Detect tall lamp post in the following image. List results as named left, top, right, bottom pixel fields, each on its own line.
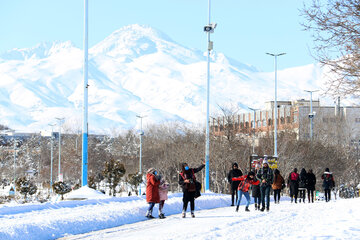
left=55, top=117, right=65, bottom=181
left=304, top=90, right=319, bottom=140
left=203, top=0, right=216, bottom=192
left=136, top=115, right=146, bottom=195
left=82, top=0, right=89, bottom=187
left=248, top=107, right=259, bottom=154
left=48, top=123, right=56, bottom=192
left=266, top=52, right=286, bottom=157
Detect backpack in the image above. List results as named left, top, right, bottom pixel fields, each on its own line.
left=291, top=172, right=299, bottom=181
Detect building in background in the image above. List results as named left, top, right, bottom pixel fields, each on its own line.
left=212, top=99, right=360, bottom=146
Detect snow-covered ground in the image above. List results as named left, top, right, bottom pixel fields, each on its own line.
left=0, top=189, right=359, bottom=240
left=62, top=198, right=360, bottom=240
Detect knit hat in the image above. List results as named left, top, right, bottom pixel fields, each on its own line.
left=233, top=163, right=238, bottom=168
left=147, top=168, right=156, bottom=174
left=248, top=171, right=255, bottom=177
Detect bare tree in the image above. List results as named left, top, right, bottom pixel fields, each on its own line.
left=302, top=0, right=360, bottom=96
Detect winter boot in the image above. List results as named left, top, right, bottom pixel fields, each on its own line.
left=159, top=213, right=166, bottom=219
left=182, top=211, right=186, bottom=218
left=235, top=206, right=239, bottom=212
left=245, top=206, right=250, bottom=212
left=146, top=210, right=154, bottom=219
left=191, top=212, right=195, bottom=218
left=260, top=206, right=265, bottom=212
left=255, top=204, right=258, bottom=210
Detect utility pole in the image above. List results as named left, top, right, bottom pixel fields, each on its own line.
left=49, top=123, right=56, bottom=192
left=266, top=52, right=286, bottom=157
left=136, top=115, right=146, bottom=195
left=248, top=107, right=259, bottom=154
left=304, top=90, right=319, bottom=140
left=55, top=117, right=65, bottom=181
left=203, top=0, right=217, bottom=192
left=82, top=0, right=89, bottom=187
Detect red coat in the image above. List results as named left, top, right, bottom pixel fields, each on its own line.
left=146, top=173, right=160, bottom=203
left=232, top=175, right=260, bottom=192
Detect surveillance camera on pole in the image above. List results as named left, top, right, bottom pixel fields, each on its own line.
left=204, top=23, right=217, bottom=33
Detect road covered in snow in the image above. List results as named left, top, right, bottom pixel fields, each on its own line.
left=62, top=198, right=360, bottom=240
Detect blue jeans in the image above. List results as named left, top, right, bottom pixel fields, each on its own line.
left=237, top=190, right=251, bottom=207
left=147, top=202, right=155, bottom=213
left=260, top=185, right=271, bottom=209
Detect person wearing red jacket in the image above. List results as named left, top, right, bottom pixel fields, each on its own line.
left=145, top=168, right=161, bottom=219
left=232, top=171, right=260, bottom=212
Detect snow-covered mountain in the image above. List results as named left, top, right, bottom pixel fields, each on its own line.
left=0, top=24, right=338, bottom=133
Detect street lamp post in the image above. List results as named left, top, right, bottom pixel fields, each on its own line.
left=48, top=124, right=56, bottom=192
left=136, top=115, right=146, bottom=195
left=82, top=0, right=89, bottom=187
left=55, top=117, right=65, bottom=181
left=304, top=90, right=319, bottom=140
left=248, top=107, right=259, bottom=154
left=266, top=52, right=286, bottom=157
left=203, top=0, right=216, bottom=192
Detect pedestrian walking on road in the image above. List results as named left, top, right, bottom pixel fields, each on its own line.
left=158, top=178, right=169, bottom=219
left=232, top=171, right=260, bottom=212
left=227, top=163, right=243, bottom=206
left=306, top=169, right=316, bottom=203
left=145, top=168, right=161, bottom=219
left=272, top=169, right=285, bottom=204
left=257, top=159, right=274, bottom=212
left=288, top=168, right=299, bottom=203
left=179, top=161, right=205, bottom=218
left=322, top=168, right=335, bottom=202
left=252, top=164, right=261, bottom=210
left=298, top=168, right=307, bottom=203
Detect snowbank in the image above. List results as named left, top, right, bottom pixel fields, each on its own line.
left=64, top=186, right=111, bottom=200
left=0, top=193, right=230, bottom=240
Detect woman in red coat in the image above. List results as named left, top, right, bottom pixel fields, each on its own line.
left=146, top=168, right=160, bottom=218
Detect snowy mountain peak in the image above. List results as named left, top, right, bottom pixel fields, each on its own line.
left=0, top=41, right=78, bottom=61
left=90, top=24, right=175, bottom=58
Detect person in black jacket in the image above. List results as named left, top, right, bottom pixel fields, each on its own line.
left=287, top=168, right=299, bottom=203
left=306, top=169, right=316, bottom=203
left=321, top=167, right=335, bottom=202
left=256, top=159, right=274, bottom=211
left=298, top=168, right=307, bottom=203
left=227, top=163, right=243, bottom=206
left=252, top=164, right=261, bottom=210
left=179, top=161, right=205, bottom=218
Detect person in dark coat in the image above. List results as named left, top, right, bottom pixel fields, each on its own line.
left=256, top=159, right=274, bottom=211
left=227, top=163, right=243, bottom=206
left=306, top=169, right=316, bottom=203
left=288, top=168, right=299, bottom=203
left=179, top=161, right=205, bottom=218
left=272, top=169, right=285, bottom=204
left=321, top=168, right=335, bottom=202
left=145, top=168, right=161, bottom=218
left=298, top=168, right=307, bottom=203
left=252, top=164, right=261, bottom=210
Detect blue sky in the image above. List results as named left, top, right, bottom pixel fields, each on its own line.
left=0, top=0, right=317, bottom=72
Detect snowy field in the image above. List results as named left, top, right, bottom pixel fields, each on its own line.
left=0, top=189, right=359, bottom=240
left=61, top=197, right=360, bottom=240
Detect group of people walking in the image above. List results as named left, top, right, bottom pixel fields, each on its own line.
left=145, top=159, right=335, bottom=219
left=288, top=167, right=335, bottom=203
left=228, top=160, right=336, bottom=212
